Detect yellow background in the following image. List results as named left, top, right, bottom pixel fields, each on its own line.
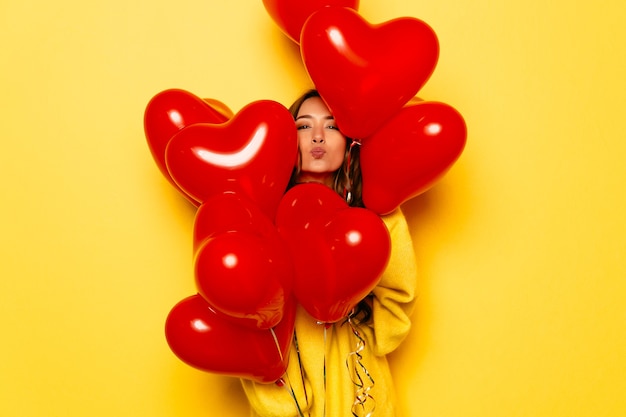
left=1, top=0, right=625, bottom=416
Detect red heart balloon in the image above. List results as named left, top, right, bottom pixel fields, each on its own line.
left=195, top=232, right=290, bottom=329
left=300, top=7, right=439, bottom=140
left=262, top=0, right=359, bottom=44
left=165, top=294, right=296, bottom=384
left=193, top=192, right=285, bottom=251
left=193, top=193, right=293, bottom=329
left=361, top=101, right=467, bottom=214
left=276, top=183, right=390, bottom=323
left=144, top=89, right=232, bottom=205
left=273, top=183, right=346, bottom=232
left=165, top=100, right=297, bottom=219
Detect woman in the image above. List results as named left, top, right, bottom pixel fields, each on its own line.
left=286, top=89, right=363, bottom=208
left=241, top=90, right=418, bottom=417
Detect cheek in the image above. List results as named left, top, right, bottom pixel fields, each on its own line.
left=329, top=145, right=346, bottom=170
left=297, top=131, right=309, bottom=148
left=330, top=139, right=347, bottom=160
left=296, top=136, right=307, bottom=166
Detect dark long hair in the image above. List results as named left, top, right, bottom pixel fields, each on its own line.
left=287, top=89, right=373, bottom=323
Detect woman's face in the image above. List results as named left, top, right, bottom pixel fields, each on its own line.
left=295, top=96, right=347, bottom=186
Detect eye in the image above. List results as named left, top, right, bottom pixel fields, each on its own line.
left=297, top=124, right=310, bottom=130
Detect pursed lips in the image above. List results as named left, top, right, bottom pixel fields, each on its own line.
left=311, top=147, right=326, bottom=159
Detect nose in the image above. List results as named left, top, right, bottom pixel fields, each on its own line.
left=312, top=127, right=325, bottom=143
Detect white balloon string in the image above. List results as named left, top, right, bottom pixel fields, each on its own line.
left=273, top=327, right=305, bottom=417
left=269, top=327, right=283, bottom=362
left=346, top=315, right=376, bottom=417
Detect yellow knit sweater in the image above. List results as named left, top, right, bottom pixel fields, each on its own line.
left=241, top=208, right=418, bottom=417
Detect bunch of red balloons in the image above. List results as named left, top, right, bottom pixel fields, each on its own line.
left=144, top=0, right=467, bottom=384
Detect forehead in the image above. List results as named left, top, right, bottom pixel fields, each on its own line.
left=297, top=96, right=332, bottom=117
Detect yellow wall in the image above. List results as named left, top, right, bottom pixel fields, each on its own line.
left=1, top=0, right=624, bottom=416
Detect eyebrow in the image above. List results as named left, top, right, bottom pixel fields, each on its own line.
left=295, top=114, right=335, bottom=120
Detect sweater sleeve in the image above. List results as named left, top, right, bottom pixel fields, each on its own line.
left=368, top=208, right=418, bottom=356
